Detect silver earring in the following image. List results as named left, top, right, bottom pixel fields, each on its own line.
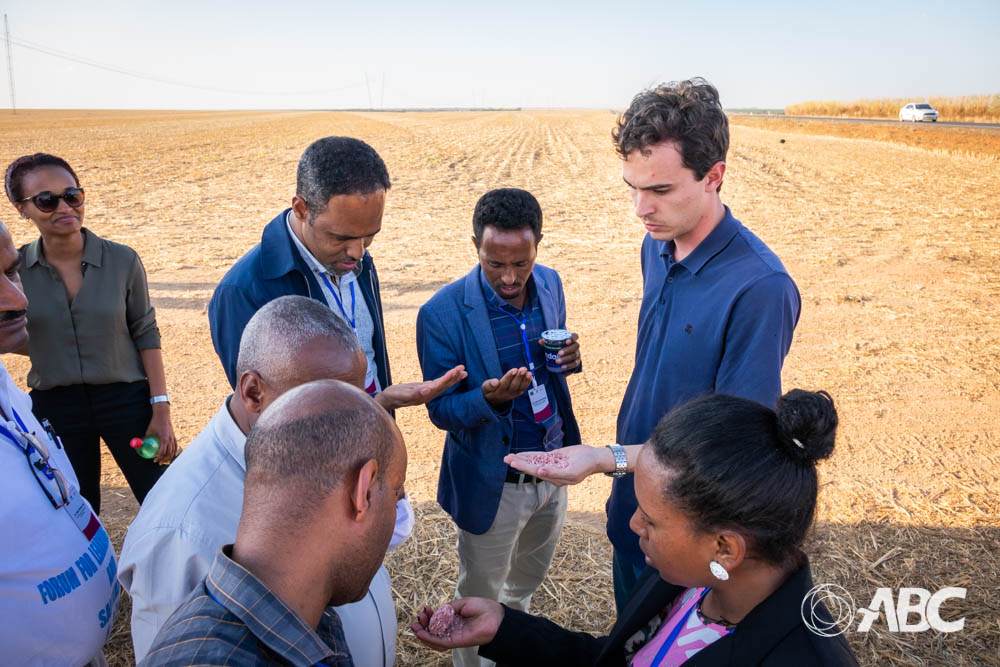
left=709, top=560, right=729, bottom=581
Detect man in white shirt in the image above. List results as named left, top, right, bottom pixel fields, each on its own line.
left=0, top=221, right=118, bottom=666
left=119, top=296, right=412, bottom=665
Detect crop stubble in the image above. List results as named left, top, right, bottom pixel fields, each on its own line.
left=0, top=109, right=997, bottom=665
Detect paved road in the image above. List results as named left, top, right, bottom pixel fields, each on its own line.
left=730, top=114, right=1000, bottom=131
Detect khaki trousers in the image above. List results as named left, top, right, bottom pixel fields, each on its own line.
left=453, top=479, right=568, bottom=667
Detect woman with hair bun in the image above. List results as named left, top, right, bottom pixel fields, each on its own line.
left=413, top=389, right=858, bottom=666
left=5, top=153, right=177, bottom=514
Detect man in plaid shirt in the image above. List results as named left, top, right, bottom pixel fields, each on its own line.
left=143, top=379, right=407, bottom=666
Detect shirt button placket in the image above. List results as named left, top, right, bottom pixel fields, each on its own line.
left=660, top=271, right=675, bottom=305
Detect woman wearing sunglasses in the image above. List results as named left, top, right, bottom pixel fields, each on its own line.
left=5, top=153, right=177, bottom=514
left=413, top=389, right=858, bottom=666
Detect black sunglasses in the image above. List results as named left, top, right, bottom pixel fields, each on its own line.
left=17, top=187, right=86, bottom=213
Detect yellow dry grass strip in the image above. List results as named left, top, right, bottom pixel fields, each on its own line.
left=786, top=95, right=1000, bottom=123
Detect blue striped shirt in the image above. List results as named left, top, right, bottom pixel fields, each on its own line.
left=479, top=272, right=564, bottom=457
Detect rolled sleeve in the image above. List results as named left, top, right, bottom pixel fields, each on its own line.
left=125, top=253, right=161, bottom=350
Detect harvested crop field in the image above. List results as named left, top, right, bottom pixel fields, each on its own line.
left=1, top=109, right=998, bottom=665
left=731, top=114, right=1000, bottom=159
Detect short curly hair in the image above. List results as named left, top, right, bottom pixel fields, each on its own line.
left=296, top=137, right=390, bottom=221
left=613, top=78, right=729, bottom=191
left=472, top=188, right=543, bottom=242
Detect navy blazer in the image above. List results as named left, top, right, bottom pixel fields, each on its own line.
left=480, top=561, right=858, bottom=666
left=416, top=264, right=581, bottom=534
left=208, top=210, right=391, bottom=390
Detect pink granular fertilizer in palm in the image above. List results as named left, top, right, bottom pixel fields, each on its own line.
left=521, top=451, right=570, bottom=469
left=428, top=603, right=465, bottom=638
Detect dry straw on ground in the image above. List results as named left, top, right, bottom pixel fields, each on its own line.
left=1, top=109, right=997, bottom=665
left=104, top=505, right=1000, bottom=666
left=786, top=95, right=1000, bottom=123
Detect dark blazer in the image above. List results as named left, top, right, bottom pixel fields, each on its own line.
left=208, top=209, right=391, bottom=390
left=480, top=562, right=858, bottom=666
left=416, top=264, right=581, bottom=534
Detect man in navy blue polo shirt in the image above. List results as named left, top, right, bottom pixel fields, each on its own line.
left=604, top=79, right=801, bottom=610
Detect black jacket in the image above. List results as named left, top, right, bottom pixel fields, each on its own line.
left=480, top=562, right=857, bottom=666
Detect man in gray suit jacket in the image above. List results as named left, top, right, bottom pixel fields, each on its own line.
left=416, top=189, right=583, bottom=667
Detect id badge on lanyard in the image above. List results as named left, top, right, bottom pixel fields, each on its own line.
left=64, top=488, right=102, bottom=540
left=527, top=384, right=552, bottom=422
left=0, top=412, right=102, bottom=541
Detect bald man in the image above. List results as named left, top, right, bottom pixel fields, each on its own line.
left=120, top=296, right=408, bottom=664
left=144, top=379, right=407, bottom=665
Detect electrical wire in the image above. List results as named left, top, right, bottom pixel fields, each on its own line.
left=4, top=33, right=365, bottom=97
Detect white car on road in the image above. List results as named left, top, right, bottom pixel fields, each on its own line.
left=899, top=103, right=939, bottom=122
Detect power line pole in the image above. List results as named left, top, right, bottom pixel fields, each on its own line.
left=365, top=73, right=371, bottom=110
left=4, top=15, right=15, bottom=115
left=379, top=73, right=384, bottom=110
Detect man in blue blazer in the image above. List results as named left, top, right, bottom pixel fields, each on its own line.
left=209, top=136, right=465, bottom=412
left=416, top=189, right=582, bottom=667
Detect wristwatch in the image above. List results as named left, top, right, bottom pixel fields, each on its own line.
left=149, top=394, right=170, bottom=405
left=604, top=443, right=628, bottom=478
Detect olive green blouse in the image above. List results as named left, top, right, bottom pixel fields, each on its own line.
left=18, top=228, right=161, bottom=390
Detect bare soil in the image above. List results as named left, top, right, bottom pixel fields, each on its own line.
left=1, top=109, right=997, bottom=665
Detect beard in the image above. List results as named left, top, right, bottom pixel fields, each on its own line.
left=324, top=257, right=362, bottom=277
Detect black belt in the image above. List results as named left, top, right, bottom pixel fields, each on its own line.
left=505, top=469, right=541, bottom=484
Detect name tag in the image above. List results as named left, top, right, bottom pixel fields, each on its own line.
left=64, top=484, right=99, bottom=540
left=528, top=385, right=553, bottom=422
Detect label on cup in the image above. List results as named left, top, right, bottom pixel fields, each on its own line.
left=541, top=329, right=572, bottom=373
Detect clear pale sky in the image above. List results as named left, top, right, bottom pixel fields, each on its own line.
left=3, top=0, right=998, bottom=110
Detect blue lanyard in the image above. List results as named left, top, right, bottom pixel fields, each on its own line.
left=10, top=407, right=27, bottom=431
left=0, top=410, right=57, bottom=483
left=319, top=272, right=356, bottom=330
left=651, top=588, right=721, bottom=667
left=0, top=422, right=26, bottom=453
left=498, top=305, right=539, bottom=389
left=0, top=407, right=33, bottom=451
